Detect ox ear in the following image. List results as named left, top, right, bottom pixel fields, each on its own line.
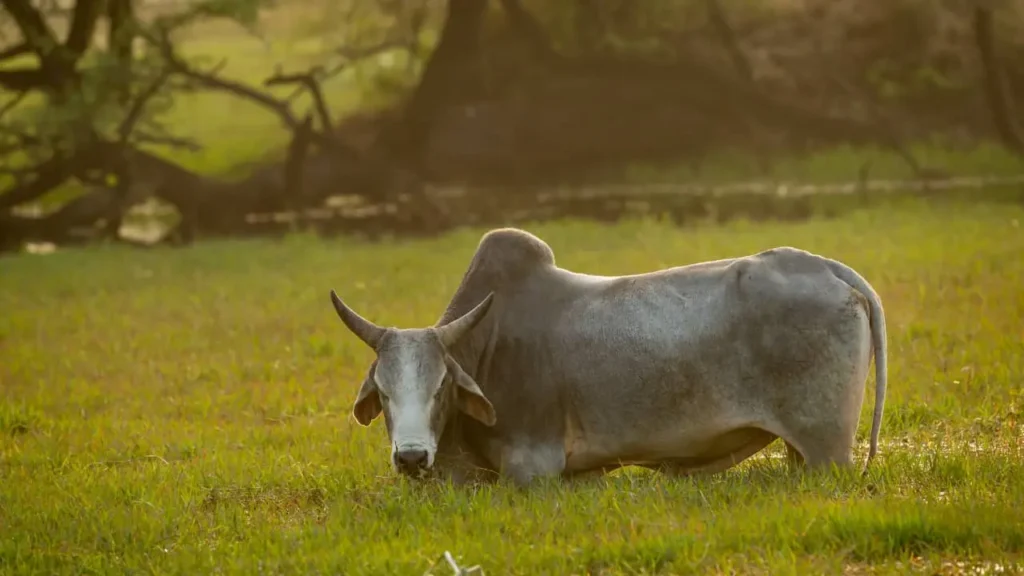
left=352, top=363, right=382, bottom=426
left=446, top=356, right=496, bottom=426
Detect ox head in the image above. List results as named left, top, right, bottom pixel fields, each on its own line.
left=329, top=290, right=497, bottom=478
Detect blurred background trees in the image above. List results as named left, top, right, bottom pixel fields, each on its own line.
left=2, top=0, right=1023, bottom=250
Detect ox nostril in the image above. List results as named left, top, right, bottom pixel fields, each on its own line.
left=395, top=449, right=429, bottom=471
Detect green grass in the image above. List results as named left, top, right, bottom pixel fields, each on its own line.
left=2, top=196, right=1023, bottom=574
left=617, top=140, right=1024, bottom=186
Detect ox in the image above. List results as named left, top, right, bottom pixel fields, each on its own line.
left=329, top=228, right=887, bottom=485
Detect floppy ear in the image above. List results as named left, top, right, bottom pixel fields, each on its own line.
left=352, top=363, right=382, bottom=426
left=446, top=356, right=496, bottom=426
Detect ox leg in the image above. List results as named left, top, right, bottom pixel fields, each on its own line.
left=438, top=463, right=501, bottom=487
left=784, top=441, right=804, bottom=470
left=500, top=442, right=566, bottom=486
left=774, top=358, right=866, bottom=473
left=432, top=436, right=502, bottom=486
left=784, top=317, right=871, bottom=473
left=779, top=422, right=856, bottom=472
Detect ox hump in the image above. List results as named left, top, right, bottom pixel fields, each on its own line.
left=471, top=228, right=556, bottom=280
left=437, top=229, right=557, bottom=327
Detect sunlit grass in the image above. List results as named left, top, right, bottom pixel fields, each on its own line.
left=1, top=196, right=1023, bottom=574
left=619, top=141, right=1024, bottom=185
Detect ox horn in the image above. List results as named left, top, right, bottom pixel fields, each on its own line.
left=436, top=292, right=495, bottom=347
left=330, top=290, right=385, bottom=350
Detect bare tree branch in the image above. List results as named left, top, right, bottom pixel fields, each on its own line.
left=0, top=122, right=41, bottom=157
left=283, top=113, right=314, bottom=199
left=705, top=0, right=753, bottom=83
left=308, top=39, right=414, bottom=105
left=107, top=0, right=136, bottom=105
left=64, top=0, right=103, bottom=57
left=0, top=42, right=32, bottom=62
left=264, top=70, right=333, bottom=132
left=0, top=154, right=80, bottom=210
left=117, top=68, right=172, bottom=141
left=0, top=67, right=50, bottom=91
left=1, top=0, right=86, bottom=97
left=2, top=0, right=59, bottom=60
left=132, top=132, right=203, bottom=151
left=142, top=29, right=362, bottom=157
left=148, top=28, right=302, bottom=130
left=819, top=68, right=931, bottom=176
left=0, top=91, right=29, bottom=119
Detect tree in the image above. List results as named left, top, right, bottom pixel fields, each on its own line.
left=2, top=0, right=1019, bottom=252
left=0, top=0, right=430, bottom=247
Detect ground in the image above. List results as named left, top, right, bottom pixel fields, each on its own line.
left=1, top=196, right=1022, bottom=574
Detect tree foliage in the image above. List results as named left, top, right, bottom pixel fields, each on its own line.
left=1, top=0, right=1023, bottom=251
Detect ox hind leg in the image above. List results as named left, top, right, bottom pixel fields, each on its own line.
left=773, top=376, right=864, bottom=474
left=779, top=295, right=873, bottom=474
left=778, top=424, right=856, bottom=474
left=784, top=441, right=804, bottom=469
left=779, top=378, right=869, bottom=474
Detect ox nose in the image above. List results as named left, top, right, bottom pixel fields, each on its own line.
left=395, top=449, right=429, bottom=474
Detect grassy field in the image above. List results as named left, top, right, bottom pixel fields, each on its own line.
left=2, top=196, right=1023, bottom=574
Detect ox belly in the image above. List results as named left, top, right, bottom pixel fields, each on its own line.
left=562, top=401, right=776, bottom=475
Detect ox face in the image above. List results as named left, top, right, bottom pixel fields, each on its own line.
left=329, top=291, right=497, bottom=478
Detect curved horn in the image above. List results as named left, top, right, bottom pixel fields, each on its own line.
left=436, top=292, right=494, bottom=347
left=329, top=290, right=385, bottom=349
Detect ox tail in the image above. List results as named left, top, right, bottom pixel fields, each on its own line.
left=824, top=258, right=888, bottom=472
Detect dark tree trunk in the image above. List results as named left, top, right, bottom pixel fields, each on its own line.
left=284, top=114, right=314, bottom=203
left=381, top=0, right=488, bottom=172
left=498, top=0, right=556, bottom=61
left=573, top=0, right=604, bottom=55
left=973, top=6, right=1024, bottom=154
left=705, top=0, right=753, bottom=83
left=65, top=0, right=104, bottom=57
left=107, top=0, right=136, bottom=105
left=2, top=0, right=91, bottom=95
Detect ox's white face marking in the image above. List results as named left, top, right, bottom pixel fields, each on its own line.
left=374, top=335, right=447, bottom=472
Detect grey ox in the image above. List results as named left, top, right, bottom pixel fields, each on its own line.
left=329, top=228, right=887, bottom=485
